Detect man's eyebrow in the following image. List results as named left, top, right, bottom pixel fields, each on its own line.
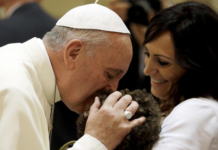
left=144, top=45, right=172, bottom=61
left=106, top=68, right=124, bottom=74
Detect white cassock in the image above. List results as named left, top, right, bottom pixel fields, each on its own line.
left=0, top=38, right=106, bottom=150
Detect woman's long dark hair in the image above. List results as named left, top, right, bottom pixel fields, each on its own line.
left=144, top=1, right=218, bottom=113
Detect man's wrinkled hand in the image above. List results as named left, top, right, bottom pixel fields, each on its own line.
left=84, top=91, right=146, bottom=150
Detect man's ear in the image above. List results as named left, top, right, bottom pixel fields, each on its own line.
left=64, top=39, right=82, bottom=69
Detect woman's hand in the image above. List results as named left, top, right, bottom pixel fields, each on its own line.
left=85, top=91, right=146, bottom=150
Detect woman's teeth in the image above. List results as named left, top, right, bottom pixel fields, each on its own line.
left=151, top=78, right=167, bottom=83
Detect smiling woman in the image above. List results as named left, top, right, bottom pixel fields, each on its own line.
left=142, top=1, right=218, bottom=150
left=144, top=31, right=186, bottom=100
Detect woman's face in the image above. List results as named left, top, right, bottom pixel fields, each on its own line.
left=144, top=31, right=186, bottom=99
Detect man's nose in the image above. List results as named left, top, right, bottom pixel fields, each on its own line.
left=105, top=80, right=119, bottom=91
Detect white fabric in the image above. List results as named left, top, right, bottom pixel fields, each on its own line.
left=152, top=97, right=218, bottom=150
left=56, top=4, right=130, bottom=34
left=37, top=38, right=53, bottom=73
left=0, top=38, right=107, bottom=150
left=69, top=134, right=107, bottom=150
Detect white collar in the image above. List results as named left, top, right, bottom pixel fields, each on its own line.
left=23, top=38, right=61, bottom=105
left=37, top=38, right=54, bottom=72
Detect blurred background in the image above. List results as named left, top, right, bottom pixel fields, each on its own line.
left=0, top=0, right=218, bottom=20
left=1, top=0, right=218, bottom=21
left=40, top=0, right=218, bottom=19
left=41, top=0, right=109, bottom=18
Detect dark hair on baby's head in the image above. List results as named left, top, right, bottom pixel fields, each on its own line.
left=76, top=89, right=161, bottom=150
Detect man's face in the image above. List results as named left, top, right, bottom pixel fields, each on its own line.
left=59, top=34, right=132, bottom=114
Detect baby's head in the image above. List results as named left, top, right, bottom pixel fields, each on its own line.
left=76, top=89, right=161, bottom=150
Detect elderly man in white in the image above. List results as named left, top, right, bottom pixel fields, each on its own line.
left=0, top=2, right=145, bottom=150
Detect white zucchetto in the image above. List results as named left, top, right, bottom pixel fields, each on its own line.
left=56, top=3, right=130, bottom=34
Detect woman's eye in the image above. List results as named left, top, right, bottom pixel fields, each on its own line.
left=158, top=59, right=169, bottom=66
left=144, top=51, right=150, bottom=57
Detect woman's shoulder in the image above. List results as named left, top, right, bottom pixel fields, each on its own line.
left=175, top=97, right=218, bottom=116
left=158, top=97, right=218, bottom=149
left=164, top=97, right=218, bottom=127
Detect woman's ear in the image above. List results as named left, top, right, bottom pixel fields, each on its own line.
left=63, top=39, right=82, bottom=69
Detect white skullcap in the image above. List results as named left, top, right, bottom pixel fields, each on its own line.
left=56, top=3, right=130, bottom=34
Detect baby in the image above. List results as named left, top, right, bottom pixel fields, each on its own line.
left=76, top=89, right=162, bottom=150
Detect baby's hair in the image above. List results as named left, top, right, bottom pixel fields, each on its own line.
left=76, top=89, right=161, bottom=150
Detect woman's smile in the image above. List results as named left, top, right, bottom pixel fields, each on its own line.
left=151, top=78, right=168, bottom=84
left=151, top=78, right=168, bottom=88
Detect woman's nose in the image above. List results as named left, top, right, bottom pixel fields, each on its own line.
left=143, top=57, right=157, bottom=76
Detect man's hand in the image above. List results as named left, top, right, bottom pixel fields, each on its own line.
left=85, top=91, right=146, bottom=150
